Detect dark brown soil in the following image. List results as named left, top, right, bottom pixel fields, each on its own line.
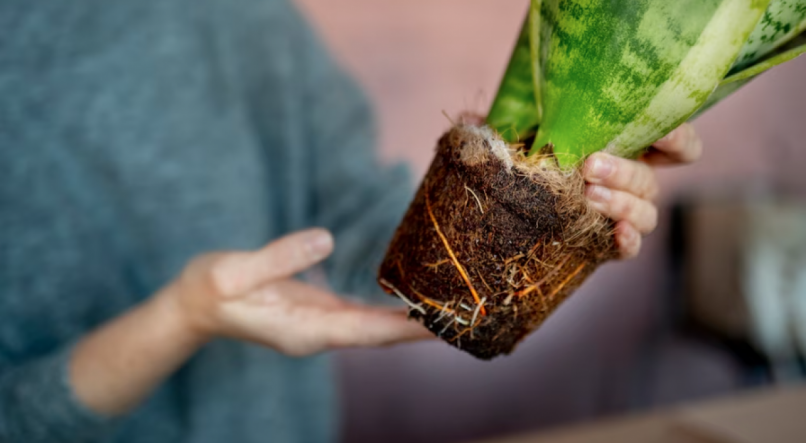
left=378, top=124, right=617, bottom=360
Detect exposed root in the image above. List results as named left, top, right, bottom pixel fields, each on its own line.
left=518, top=264, right=533, bottom=284
left=510, top=143, right=526, bottom=151
left=453, top=328, right=471, bottom=342
left=441, top=110, right=456, bottom=126
left=547, top=263, right=586, bottom=299
left=435, top=302, right=454, bottom=323
left=457, top=110, right=486, bottom=126
left=379, top=278, right=426, bottom=315
left=424, top=259, right=450, bottom=270
left=504, top=253, right=525, bottom=264
left=439, top=318, right=456, bottom=336
left=470, top=297, right=487, bottom=338
left=425, top=186, right=486, bottom=316
left=476, top=270, right=493, bottom=293
left=395, top=260, right=405, bottom=279
left=515, top=255, right=570, bottom=297
left=465, top=185, right=485, bottom=214
left=378, top=124, right=617, bottom=359
left=411, top=288, right=450, bottom=312
left=405, top=286, right=477, bottom=338
left=528, top=240, right=542, bottom=257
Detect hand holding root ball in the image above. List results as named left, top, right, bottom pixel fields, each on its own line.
left=458, top=113, right=702, bottom=259
left=376, top=120, right=705, bottom=358
left=583, top=123, right=703, bottom=259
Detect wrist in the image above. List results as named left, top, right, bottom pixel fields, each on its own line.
left=150, top=284, right=214, bottom=347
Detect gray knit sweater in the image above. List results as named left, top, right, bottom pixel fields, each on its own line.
left=0, top=1, right=412, bottom=442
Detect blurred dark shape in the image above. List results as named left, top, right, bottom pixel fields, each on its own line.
left=673, top=193, right=806, bottom=384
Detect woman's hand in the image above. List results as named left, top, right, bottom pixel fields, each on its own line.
left=70, top=229, right=430, bottom=417
left=583, top=123, right=702, bottom=259
left=170, top=228, right=431, bottom=356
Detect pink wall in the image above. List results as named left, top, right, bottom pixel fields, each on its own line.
left=295, top=1, right=806, bottom=442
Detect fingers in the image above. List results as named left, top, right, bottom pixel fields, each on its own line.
left=212, top=229, right=334, bottom=297
left=582, top=124, right=700, bottom=259
left=249, top=279, right=348, bottom=309
left=584, top=153, right=659, bottom=200
left=319, top=307, right=434, bottom=350
left=643, top=123, right=703, bottom=166
left=614, top=221, right=641, bottom=260
left=583, top=151, right=661, bottom=259
left=227, top=280, right=433, bottom=355
left=586, top=185, right=658, bottom=234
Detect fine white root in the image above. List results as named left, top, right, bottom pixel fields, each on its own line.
left=465, top=185, right=484, bottom=214
left=471, top=297, right=486, bottom=327
left=379, top=278, right=426, bottom=315
left=459, top=302, right=473, bottom=311
left=439, top=317, right=456, bottom=336
left=470, top=297, right=487, bottom=339
left=434, top=303, right=453, bottom=323
left=442, top=110, right=456, bottom=126
left=464, top=125, right=514, bottom=170
left=454, top=316, right=469, bottom=326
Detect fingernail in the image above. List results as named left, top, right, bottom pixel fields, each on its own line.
left=618, top=227, right=640, bottom=259
left=586, top=184, right=612, bottom=203
left=658, top=129, right=676, bottom=144
left=587, top=154, right=614, bottom=181
left=305, top=231, right=333, bottom=260
left=621, top=225, right=638, bottom=244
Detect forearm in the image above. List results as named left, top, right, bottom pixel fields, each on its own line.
left=68, top=285, right=207, bottom=416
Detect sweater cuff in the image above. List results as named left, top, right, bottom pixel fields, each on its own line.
left=0, top=342, right=119, bottom=443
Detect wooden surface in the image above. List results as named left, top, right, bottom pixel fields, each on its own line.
left=474, top=385, right=806, bottom=443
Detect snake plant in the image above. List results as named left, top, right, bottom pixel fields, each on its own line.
left=487, top=0, right=806, bottom=169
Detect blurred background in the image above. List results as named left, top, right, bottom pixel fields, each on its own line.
left=294, top=1, right=806, bottom=442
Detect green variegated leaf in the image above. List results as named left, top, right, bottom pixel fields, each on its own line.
left=532, top=0, right=770, bottom=167
left=485, top=0, right=806, bottom=169
left=486, top=1, right=542, bottom=143
left=732, top=0, right=806, bottom=71
left=693, top=30, right=806, bottom=117
left=725, top=31, right=806, bottom=84
left=528, top=0, right=543, bottom=123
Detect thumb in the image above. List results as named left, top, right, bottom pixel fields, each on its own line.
left=213, top=228, right=334, bottom=297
